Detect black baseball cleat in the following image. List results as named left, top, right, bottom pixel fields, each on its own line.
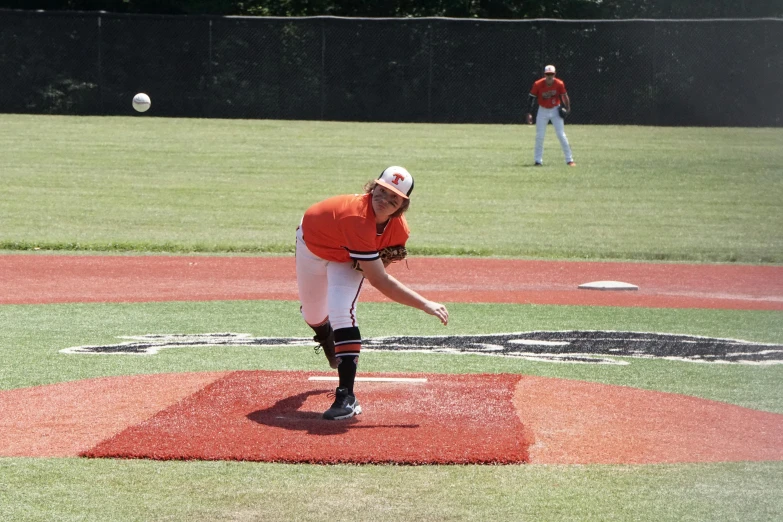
left=534, top=162, right=543, bottom=166
left=323, top=387, right=362, bottom=420
left=313, top=332, right=338, bottom=369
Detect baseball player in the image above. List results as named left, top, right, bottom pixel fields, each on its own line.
left=525, top=65, right=575, bottom=166
left=296, top=166, right=449, bottom=420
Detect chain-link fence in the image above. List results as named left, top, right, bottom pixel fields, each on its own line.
left=1, top=10, right=781, bottom=126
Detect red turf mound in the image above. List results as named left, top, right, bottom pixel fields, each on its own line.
left=82, top=371, right=530, bottom=465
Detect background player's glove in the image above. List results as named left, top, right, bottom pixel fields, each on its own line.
left=352, top=245, right=408, bottom=272
left=558, top=105, right=569, bottom=119
left=525, top=113, right=533, bottom=124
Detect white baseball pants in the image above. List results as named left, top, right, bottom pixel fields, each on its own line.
left=535, top=105, right=573, bottom=164
left=295, top=226, right=365, bottom=331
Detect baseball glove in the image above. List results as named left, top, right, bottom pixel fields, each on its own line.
left=352, top=245, right=408, bottom=272
left=558, top=105, right=569, bottom=119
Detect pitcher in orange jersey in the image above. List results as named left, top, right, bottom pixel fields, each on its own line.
left=525, top=64, right=575, bottom=166
left=295, top=166, right=449, bottom=420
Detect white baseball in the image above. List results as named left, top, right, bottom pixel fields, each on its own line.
left=132, top=93, right=151, bottom=113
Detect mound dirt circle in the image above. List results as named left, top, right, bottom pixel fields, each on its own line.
left=1, top=371, right=782, bottom=465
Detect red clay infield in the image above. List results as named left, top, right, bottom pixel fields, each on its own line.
left=2, top=254, right=783, bottom=465
left=0, top=372, right=230, bottom=458
left=1, top=254, right=781, bottom=309
left=2, top=371, right=782, bottom=464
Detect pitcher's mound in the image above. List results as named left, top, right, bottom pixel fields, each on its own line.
left=83, top=371, right=530, bottom=464
left=3, top=371, right=783, bottom=465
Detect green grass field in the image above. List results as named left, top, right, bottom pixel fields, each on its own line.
left=2, top=114, right=782, bottom=261
left=1, top=114, right=782, bottom=521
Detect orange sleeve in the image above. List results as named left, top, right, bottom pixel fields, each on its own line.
left=301, top=194, right=380, bottom=263
left=530, top=80, right=540, bottom=97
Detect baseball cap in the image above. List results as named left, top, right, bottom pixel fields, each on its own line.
left=544, top=65, right=556, bottom=74
left=376, top=166, right=414, bottom=199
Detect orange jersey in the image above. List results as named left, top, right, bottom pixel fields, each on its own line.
left=301, top=193, right=410, bottom=263
left=530, top=77, right=566, bottom=109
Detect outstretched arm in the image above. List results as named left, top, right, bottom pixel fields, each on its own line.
left=357, top=258, right=449, bottom=325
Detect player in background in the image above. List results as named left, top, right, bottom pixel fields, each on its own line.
left=525, top=64, right=576, bottom=166
left=295, top=166, right=449, bottom=420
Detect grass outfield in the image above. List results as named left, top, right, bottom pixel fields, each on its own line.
left=1, top=114, right=782, bottom=262
left=1, top=114, right=782, bottom=521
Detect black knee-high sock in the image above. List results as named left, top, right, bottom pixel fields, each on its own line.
left=337, top=355, right=358, bottom=394
left=310, top=320, right=333, bottom=342
left=334, top=326, right=361, bottom=394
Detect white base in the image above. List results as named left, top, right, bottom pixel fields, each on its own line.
left=578, top=280, right=639, bottom=291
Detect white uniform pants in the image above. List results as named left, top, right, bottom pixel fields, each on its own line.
left=295, top=226, right=365, bottom=331
left=535, top=105, right=573, bottom=164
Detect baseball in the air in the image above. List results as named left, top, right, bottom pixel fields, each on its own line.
left=132, top=93, right=151, bottom=113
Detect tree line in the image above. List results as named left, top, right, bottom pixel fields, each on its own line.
left=1, top=0, right=781, bottom=19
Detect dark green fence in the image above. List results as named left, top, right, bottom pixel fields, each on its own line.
left=1, top=10, right=781, bottom=126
